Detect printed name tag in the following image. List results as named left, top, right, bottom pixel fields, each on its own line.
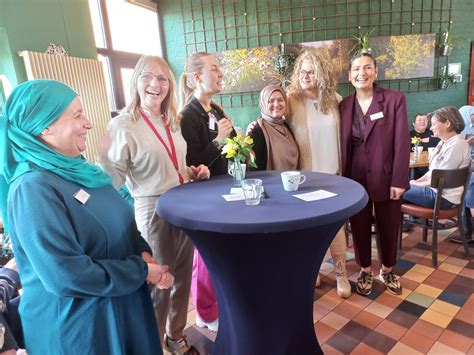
left=208, top=112, right=217, bottom=130
left=208, top=118, right=216, bottom=130
left=370, top=112, right=384, bottom=121
left=73, top=189, right=90, bottom=204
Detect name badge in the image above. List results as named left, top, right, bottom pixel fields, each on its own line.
left=208, top=112, right=217, bottom=131
left=370, top=112, right=384, bottom=121
left=74, top=189, right=90, bottom=204
left=208, top=118, right=216, bottom=130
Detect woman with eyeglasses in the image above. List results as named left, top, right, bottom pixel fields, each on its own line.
left=286, top=47, right=351, bottom=299
left=101, top=55, right=208, bottom=355
left=339, top=52, right=410, bottom=297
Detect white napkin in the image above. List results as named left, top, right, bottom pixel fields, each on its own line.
left=293, top=189, right=337, bottom=201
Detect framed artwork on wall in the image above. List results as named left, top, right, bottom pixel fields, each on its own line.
left=215, top=34, right=436, bottom=94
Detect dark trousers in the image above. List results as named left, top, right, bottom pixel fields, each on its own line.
left=350, top=198, right=402, bottom=268
left=461, top=206, right=473, bottom=238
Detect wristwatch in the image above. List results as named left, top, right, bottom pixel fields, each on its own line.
left=212, top=140, right=221, bottom=149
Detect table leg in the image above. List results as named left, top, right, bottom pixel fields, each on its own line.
left=184, top=222, right=344, bottom=355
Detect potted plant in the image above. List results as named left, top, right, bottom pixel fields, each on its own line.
left=351, top=27, right=376, bottom=56
left=439, top=30, right=464, bottom=56
left=274, top=51, right=297, bottom=89
left=439, top=72, right=457, bottom=90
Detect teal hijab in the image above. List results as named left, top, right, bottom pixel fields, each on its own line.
left=0, top=79, right=112, bottom=231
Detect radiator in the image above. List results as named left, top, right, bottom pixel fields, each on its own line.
left=19, top=50, right=111, bottom=163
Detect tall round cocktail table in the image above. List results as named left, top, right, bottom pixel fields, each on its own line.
left=157, top=171, right=367, bottom=355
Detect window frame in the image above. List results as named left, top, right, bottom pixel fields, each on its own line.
left=93, top=0, right=161, bottom=110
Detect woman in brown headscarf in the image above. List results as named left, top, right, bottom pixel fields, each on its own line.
left=248, top=84, right=298, bottom=170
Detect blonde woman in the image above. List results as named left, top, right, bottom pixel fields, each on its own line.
left=179, top=52, right=236, bottom=333
left=102, top=55, right=208, bottom=355
left=286, top=47, right=351, bottom=298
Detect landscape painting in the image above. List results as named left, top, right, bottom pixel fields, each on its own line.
left=214, top=33, right=436, bottom=94
left=214, top=45, right=280, bottom=94
left=299, top=33, right=436, bottom=83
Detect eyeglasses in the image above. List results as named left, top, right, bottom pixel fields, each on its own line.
left=140, top=72, right=170, bottom=85
left=299, top=69, right=315, bottom=78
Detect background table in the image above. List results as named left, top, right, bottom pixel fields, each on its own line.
left=157, top=171, right=368, bottom=355
left=409, top=151, right=429, bottom=169
left=409, top=151, right=430, bottom=179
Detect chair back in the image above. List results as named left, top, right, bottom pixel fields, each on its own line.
left=431, top=164, right=471, bottom=212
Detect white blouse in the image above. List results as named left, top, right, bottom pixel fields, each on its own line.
left=424, top=134, right=471, bottom=204
left=304, top=98, right=340, bottom=175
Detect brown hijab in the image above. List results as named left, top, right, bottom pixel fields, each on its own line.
left=257, top=85, right=299, bottom=170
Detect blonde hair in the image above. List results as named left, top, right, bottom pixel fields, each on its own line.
left=287, top=47, right=338, bottom=114
left=179, top=52, right=213, bottom=109
left=122, top=55, right=180, bottom=131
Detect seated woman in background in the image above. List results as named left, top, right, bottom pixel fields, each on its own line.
left=0, top=79, right=173, bottom=354
left=409, top=112, right=440, bottom=150
left=248, top=84, right=298, bottom=170
left=403, top=106, right=471, bottom=209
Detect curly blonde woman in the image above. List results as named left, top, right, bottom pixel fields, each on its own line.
left=286, top=47, right=351, bottom=298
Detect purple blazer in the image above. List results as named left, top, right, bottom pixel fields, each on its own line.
left=339, top=86, right=410, bottom=202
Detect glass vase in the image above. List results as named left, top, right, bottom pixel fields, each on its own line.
left=413, top=144, right=420, bottom=161
left=231, top=158, right=244, bottom=187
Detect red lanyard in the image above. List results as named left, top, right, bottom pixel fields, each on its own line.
left=140, top=110, right=184, bottom=185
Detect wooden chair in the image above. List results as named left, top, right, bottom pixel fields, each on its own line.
left=399, top=166, right=472, bottom=267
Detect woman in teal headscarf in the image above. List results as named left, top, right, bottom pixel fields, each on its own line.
left=0, top=79, right=172, bottom=355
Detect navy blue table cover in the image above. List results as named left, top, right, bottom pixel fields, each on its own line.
left=157, top=171, right=368, bottom=355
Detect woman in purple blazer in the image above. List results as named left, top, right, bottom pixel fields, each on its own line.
left=339, top=53, right=410, bottom=296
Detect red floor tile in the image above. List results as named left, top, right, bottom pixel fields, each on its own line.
left=351, top=342, right=384, bottom=355
left=438, top=329, right=474, bottom=353
left=375, top=319, right=407, bottom=341
left=333, top=301, right=363, bottom=319
left=353, top=310, right=384, bottom=329
left=410, top=319, right=444, bottom=341
left=399, top=329, right=436, bottom=353
left=375, top=292, right=403, bottom=308
left=314, top=322, right=337, bottom=344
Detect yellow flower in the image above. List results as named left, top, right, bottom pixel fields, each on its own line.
left=226, top=149, right=237, bottom=159
left=243, top=136, right=254, bottom=146
left=411, top=136, right=421, bottom=145
left=221, top=133, right=257, bottom=168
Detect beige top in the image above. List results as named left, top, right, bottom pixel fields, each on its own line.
left=424, top=134, right=471, bottom=204
left=287, top=93, right=342, bottom=174
left=101, top=112, right=190, bottom=197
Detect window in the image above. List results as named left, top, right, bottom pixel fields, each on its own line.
left=88, top=0, right=162, bottom=110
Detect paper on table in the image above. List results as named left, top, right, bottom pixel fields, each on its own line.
left=293, top=189, right=337, bottom=201
left=222, top=193, right=245, bottom=201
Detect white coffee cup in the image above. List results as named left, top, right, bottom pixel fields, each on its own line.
left=281, top=171, right=306, bottom=192
left=411, top=146, right=423, bottom=154
left=228, top=161, right=246, bottom=178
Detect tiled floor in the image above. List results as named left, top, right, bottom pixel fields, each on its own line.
left=183, top=226, right=474, bottom=354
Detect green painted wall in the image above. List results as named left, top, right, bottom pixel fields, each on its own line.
left=0, top=0, right=96, bottom=85
left=160, top=0, right=474, bottom=130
